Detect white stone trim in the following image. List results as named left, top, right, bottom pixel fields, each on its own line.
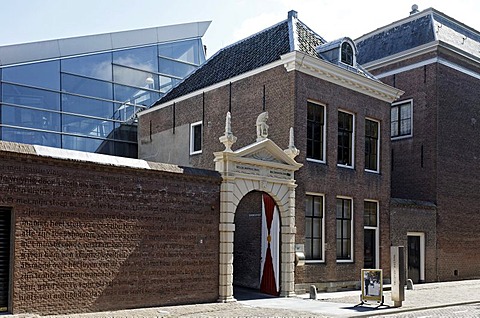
left=282, top=51, right=404, bottom=103
left=215, top=138, right=302, bottom=301
left=407, top=232, right=426, bottom=282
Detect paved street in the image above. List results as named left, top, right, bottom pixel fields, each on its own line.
left=10, top=279, right=480, bottom=318
left=377, top=303, right=480, bottom=317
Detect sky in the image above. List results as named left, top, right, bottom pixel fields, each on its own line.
left=1, top=0, right=479, bottom=59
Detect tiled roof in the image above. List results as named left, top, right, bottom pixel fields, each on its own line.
left=155, top=20, right=292, bottom=104
left=356, top=8, right=480, bottom=65
left=153, top=11, right=373, bottom=106
left=356, top=15, right=434, bottom=65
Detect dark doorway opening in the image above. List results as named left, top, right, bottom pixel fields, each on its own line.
left=233, top=191, right=280, bottom=298
left=364, top=229, right=376, bottom=269
left=408, top=235, right=421, bottom=283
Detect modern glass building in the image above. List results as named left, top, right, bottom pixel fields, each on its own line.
left=0, top=21, right=210, bottom=158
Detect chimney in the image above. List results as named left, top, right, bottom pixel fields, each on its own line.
left=288, top=10, right=298, bottom=19
left=410, top=4, right=419, bottom=15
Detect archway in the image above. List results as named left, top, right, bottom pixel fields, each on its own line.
left=234, top=191, right=281, bottom=297
left=214, top=115, right=302, bottom=302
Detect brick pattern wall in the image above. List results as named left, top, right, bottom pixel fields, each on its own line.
left=293, top=72, right=392, bottom=287
left=435, top=62, right=480, bottom=280
left=390, top=201, right=437, bottom=282
left=378, top=57, right=438, bottom=202
left=139, top=66, right=393, bottom=289
left=0, top=145, right=221, bottom=315
left=371, top=51, right=480, bottom=282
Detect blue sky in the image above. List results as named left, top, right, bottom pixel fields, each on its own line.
left=1, top=0, right=479, bottom=58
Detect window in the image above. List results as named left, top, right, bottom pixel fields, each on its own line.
left=365, top=119, right=379, bottom=172
left=305, top=194, right=324, bottom=261
left=391, top=100, right=412, bottom=138
left=364, top=201, right=378, bottom=227
left=190, top=121, right=202, bottom=155
left=307, top=101, right=325, bottom=162
left=364, top=201, right=379, bottom=269
left=338, top=111, right=354, bottom=167
left=336, top=197, right=353, bottom=261
left=341, top=42, right=354, bottom=66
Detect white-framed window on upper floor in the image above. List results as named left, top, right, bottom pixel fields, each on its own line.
left=338, top=110, right=355, bottom=168
left=190, top=120, right=202, bottom=155
left=365, top=118, right=380, bottom=173
left=341, top=41, right=355, bottom=66
left=307, top=101, right=326, bottom=163
left=336, top=196, right=353, bottom=262
left=391, top=99, right=413, bottom=139
left=364, top=200, right=379, bottom=269
left=305, top=193, right=325, bottom=262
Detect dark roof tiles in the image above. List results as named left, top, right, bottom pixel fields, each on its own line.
left=154, top=12, right=370, bottom=106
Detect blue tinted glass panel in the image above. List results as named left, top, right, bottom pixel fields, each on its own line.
left=62, top=114, right=114, bottom=138
left=114, top=84, right=159, bottom=108
left=113, top=65, right=159, bottom=90
left=158, top=39, right=201, bottom=64
left=62, top=73, right=113, bottom=100
left=159, top=76, right=179, bottom=93
left=2, top=61, right=60, bottom=90
left=62, top=135, right=108, bottom=153
left=62, top=94, right=114, bottom=119
left=62, top=52, right=112, bottom=81
left=2, top=84, right=60, bottom=110
left=159, top=58, right=196, bottom=78
left=1, top=126, right=60, bottom=147
left=2, top=105, right=60, bottom=132
left=113, top=46, right=158, bottom=72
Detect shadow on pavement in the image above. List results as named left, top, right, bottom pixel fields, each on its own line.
left=234, top=286, right=277, bottom=301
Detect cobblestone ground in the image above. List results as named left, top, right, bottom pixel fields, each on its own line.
left=376, top=303, right=480, bottom=317
left=40, top=303, right=328, bottom=318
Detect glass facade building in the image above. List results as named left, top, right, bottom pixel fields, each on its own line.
left=0, top=22, right=209, bottom=158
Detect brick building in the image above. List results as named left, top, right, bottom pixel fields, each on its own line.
left=138, top=11, right=402, bottom=294
left=356, top=7, right=480, bottom=282
left=0, top=141, right=221, bottom=314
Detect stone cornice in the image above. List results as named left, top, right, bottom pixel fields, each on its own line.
left=281, top=51, right=404, bottom=103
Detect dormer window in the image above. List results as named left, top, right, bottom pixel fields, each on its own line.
left=341, top=42, right=354, bottom=66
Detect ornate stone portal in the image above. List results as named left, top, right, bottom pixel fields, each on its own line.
left=215, top=112, right=302, bottom=302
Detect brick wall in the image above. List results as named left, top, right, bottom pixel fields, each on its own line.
left=139, top=65, right=393, bottom=290
left=0, top=142, right=221, bottom=315
left=293, top=72, right=392, bottom=288
left=390, top=200, right=437, bottom=282
left=435, top=61, right=480, bottom=281
left=371, top=50, right=480, bottom=282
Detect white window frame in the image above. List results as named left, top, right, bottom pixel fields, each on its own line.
left=391, top=99, right=413, bottom=140
left=336, top=196, right=354, bottom=263
left=407, top=232, right=426, bottom=282
left=306, top=100, right=327, bottom=164
left=339, top=40, right=356, bottom=67
left=305, top=192, right=325, bottom=263
left=365, top=117, right=380, bottom=173
left=189, top=120, right=203, bottom=155
left=337, top=109, right=355, bottom=169
left=364, top=200, right=380, bottom=269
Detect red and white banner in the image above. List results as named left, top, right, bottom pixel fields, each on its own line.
left=260, top=193, right=280, bottom=295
